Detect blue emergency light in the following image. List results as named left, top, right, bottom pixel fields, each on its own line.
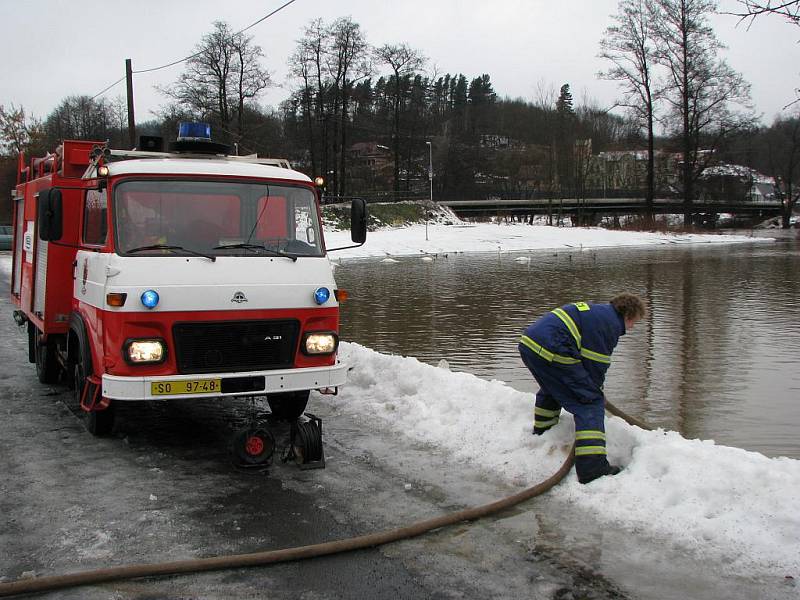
left=314, top=287, right=331, bottom=305
left=177, top=122, right=212, bottom=141
left=141, top=289, right=160, bottom=309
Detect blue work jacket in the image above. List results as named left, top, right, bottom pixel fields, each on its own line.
left=520, top=302, right=626, bottom=403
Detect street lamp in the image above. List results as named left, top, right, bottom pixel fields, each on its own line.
left=426, top=141, right=434, bottom=203
left=426, top=141, right=433, bottom=241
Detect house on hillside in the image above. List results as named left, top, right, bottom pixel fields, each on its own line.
left=698, top=163, right=777, bottom=204
left=347, top=142, right=394, bottom=191
left=586, top=149, right=682, bottom=195
left=348, top=142, right=393, bottom=171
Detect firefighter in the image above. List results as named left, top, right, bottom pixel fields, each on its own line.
left=518, top=293, right=646, bottom=484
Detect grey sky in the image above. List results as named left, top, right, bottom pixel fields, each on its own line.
left=0, top=0, right=796, bottom=127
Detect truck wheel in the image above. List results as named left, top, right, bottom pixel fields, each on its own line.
left=27, top=324, right=36, bottom=363
left=267, top=390, right=310, bottom=421
left=34, top=328, right=60, bottom=384
left=85, top=403, right=115, bottom=437
left=74, top=352, right=115, bottom=436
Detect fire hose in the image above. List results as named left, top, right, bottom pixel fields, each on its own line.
left=0, top=399, right=653, bottom=598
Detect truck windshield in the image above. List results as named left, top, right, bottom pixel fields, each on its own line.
left=114, top=180, right=324, bottom=258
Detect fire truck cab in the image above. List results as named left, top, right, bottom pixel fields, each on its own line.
left=10, top=125, right=366, bottom=437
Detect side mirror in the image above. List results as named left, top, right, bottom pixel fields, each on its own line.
left=350, top=198, right=367, bottom=245
left=38, top=188, right=63, bottom=241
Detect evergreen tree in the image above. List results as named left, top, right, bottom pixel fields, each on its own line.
left=556, top=84, right=574, bottom=115
left=555, top=84, right=577, bottom=196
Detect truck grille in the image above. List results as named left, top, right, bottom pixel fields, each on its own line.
left=173, top=320, right=300, bottom=374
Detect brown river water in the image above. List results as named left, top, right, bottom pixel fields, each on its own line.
left=335, top=230, right=800, bottom=459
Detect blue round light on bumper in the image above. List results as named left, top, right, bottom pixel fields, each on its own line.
left=314, top=287, right=331, bottom=305
left=141, top=289, right=160, bottom=309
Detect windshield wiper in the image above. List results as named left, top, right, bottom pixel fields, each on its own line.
left=213, top=242, right=298, bottom=262
left=126, top=244, right=216, bottom=262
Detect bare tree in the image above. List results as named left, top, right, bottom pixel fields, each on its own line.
left=43, top=96, right=124, bottom=147
left=288, top=18, right=371, bottom=195
left=162, top=21, right=271, bottom=142
left=0, top=104, right=41, bottom=156
left=329, top=17, right=371, bottom=196
left=726, top=1, right=800, bottom=109
left=763, top=115, right=800, bottom=227
left=533, top=79, right=558, bottom=111
left=651, top=0, right=753, bottom=226
left=288, top=19, right=327, bottom=175
left=374, top=43, right=426, bottom=192
left=730, top=0, right=800, bottom=25
left=600, top=0, right=659, bottom=224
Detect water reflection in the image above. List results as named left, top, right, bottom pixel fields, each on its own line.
left=335, top=236, right=800, bottom=459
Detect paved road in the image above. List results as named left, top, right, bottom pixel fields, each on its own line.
left=0, top=267, right=628, bottom=600
left=0, top=263, right=793, bottom=600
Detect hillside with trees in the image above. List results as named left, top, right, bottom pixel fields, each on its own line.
left=2, top=3, right=799, bottom=228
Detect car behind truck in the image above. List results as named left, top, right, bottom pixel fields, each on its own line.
left=10, top=125, right=366, bottom=461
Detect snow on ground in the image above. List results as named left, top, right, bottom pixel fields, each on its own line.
left=324, top=221, right=769, bottom=259
left=0, top=225, right=788, bottom=576
left=320, top=223, right=794, bottom=575
left=332, top=342, right=800, bottom=577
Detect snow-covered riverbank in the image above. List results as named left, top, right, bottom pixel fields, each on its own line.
left=320, top=224, right=797, bottom=578
left=324, top=221, right=772, bottom=260
left=325, top=343, right=799, bottom=577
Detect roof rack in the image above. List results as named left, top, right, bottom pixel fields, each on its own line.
left=107, top=149, right=291, bottom=169
left=81, top=147, right=292, bottom=179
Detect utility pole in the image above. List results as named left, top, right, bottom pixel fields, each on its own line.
left=125, top=59, right=136, bottom=149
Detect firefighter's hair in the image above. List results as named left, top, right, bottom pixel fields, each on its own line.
left=610, top=293, right=646, bottom=321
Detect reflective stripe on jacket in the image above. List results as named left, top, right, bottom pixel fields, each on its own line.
left=519, top=302, right=625, bottom=402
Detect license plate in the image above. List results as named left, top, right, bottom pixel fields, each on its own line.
left=151, top=379, right=222, bottom=396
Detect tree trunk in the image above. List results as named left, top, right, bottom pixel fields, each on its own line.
left=303, top=90, right=318, bottom=176
left=646, top=97, right=655, bottom=228
left=339, top=87, right=350, bottom=196
left=681, top=1, right=693, bottom=228
left=393, top=86, right=401, bottom=194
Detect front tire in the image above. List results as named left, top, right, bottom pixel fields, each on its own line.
left=267, top=390, right=310, bottom=421
left=85, top=404, right=115, bottom=437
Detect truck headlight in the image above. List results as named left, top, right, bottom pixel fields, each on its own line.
left=302, top=332, right=338, bottom=355
left=125, top=339, right=166, bottom=364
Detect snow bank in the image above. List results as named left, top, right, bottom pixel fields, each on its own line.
left=330, top=342, right=800, bottom=576
left=324, top=222, right=768, bottom=259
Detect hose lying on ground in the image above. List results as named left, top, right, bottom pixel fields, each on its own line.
left=0, top=399, right=650, bottom=598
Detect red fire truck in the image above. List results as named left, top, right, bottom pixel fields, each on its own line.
left=10, top=124, right=366, bottom=457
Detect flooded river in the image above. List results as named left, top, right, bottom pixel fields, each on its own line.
left=335, top=231, right=800, bottom=459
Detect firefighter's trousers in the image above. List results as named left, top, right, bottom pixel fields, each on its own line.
left=519, top=346, right=612, bottom=482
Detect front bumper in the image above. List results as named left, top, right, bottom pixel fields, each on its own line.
left=101, top=361, right=348, bottom=401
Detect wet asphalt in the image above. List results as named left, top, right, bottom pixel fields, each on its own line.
left=0, top=268, right=627, bottom=600
left=1, top=264, right=795, bottom=600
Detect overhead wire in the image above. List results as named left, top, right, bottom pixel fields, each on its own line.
left=89, top=76, right=127, bottom=101
left=86, top=0, right=299, bottom=99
